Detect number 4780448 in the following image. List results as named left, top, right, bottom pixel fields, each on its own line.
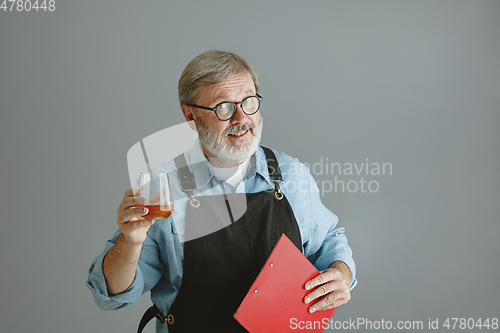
left=1, top=0, right=55, bottom=11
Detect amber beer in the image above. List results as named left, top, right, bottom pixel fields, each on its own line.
left=132, top=204, right=173, bottom=219
left=143, top=204, right=173, bottom=219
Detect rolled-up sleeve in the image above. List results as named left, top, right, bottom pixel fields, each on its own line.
left=277, top=152, right=357, bottom=290
left=304, top=171, right=357, bottom=290
left=86, top=229, right=163, bottom=310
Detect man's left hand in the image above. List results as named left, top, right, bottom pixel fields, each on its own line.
left=303, top=261, right=352, bottom=313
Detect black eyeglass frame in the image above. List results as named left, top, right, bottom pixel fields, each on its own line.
left=186, top=93, right=263, bottom=121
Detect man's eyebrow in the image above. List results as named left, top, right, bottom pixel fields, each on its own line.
left=212, top=90, right=255, bottom=103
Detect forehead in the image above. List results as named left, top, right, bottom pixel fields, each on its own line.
left=198, top=73, right=255, bottom=104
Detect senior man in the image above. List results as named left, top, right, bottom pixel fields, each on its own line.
left=87, top=50, right=356, bottom=332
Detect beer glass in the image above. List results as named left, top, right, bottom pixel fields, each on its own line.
left=135, top=173, right=173, bottom=219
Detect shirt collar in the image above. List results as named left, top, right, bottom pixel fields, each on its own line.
left=183, top=140, right=273, bottom=189
left=247, top=146, right=273, bottom=186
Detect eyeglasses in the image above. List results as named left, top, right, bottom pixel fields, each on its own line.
left=187, top=94, right=262, bottom=121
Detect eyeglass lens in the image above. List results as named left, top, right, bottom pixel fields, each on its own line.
left=216, top=96, right=260, bottom=120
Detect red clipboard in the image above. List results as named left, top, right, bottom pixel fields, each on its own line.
left=234, top=234, right=336, bottom=332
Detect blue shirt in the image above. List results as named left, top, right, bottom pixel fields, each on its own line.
left=87, top=142, right=357, bottom=332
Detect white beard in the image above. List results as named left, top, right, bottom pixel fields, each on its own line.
left=196, top=116, right=263, bottom=164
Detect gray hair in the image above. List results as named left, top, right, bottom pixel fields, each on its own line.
left=178, top=50, right=260, bottom=106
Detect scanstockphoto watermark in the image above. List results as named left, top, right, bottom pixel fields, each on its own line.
left=290, top=317, right=424, bottom=330
left=272, top=157, right=393, bottom=196
left=290, top=317, right=499, bottom=330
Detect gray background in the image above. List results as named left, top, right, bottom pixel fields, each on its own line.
left=1, top=0, right=499, bottom=332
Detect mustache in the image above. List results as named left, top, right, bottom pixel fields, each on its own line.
left=224, top=122, right=254, bottom=136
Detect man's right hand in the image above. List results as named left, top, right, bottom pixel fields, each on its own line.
left=103, top=188, right=154, bottom=296
left=116, top=188, right=155, bottom=246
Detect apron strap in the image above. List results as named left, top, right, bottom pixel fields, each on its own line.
left=138, top=304, right=175, bottom=333
left=261, top=146, right=282, bottom=182
left=137, top=304, right=162, bottom=333
left=174, top=153, right=200, bottom=208
left=261, top=146, right=284, bottom=200
left=174, top=153, right=196, bottom=192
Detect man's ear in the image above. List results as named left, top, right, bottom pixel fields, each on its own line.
left=181, top=104, right=197, bottom=131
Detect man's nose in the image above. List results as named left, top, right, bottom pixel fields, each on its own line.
left=230, top=103, right=248, bottom=123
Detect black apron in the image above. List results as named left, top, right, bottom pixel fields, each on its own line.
left=138, top=147, right=302, bottom=333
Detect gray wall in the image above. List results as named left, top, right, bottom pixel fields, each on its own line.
left=1, top=1, right=499, bottom=332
